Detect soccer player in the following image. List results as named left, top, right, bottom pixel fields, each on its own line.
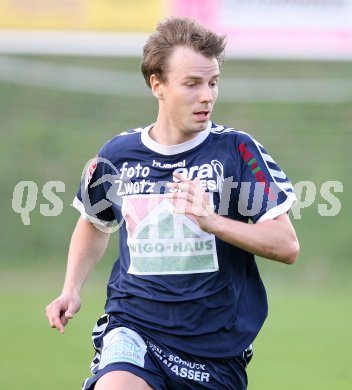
left=46, top=17, right=299, bottom=390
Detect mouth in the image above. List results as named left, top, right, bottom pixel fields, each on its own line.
left=193, top=110, right=210, bottom=121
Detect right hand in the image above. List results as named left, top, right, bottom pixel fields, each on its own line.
left=45, top=293, right=81, bottom=334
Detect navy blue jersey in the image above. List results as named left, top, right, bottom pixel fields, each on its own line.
left=73, top=122, right=296, bottom=358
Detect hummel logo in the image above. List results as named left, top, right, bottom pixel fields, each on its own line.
left=152, top=159, right=186, bottom=169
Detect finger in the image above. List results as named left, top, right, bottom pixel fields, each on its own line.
left=57, top=323, right=65, bottom=334
left=165, top=192, right=193, bottom=205
left=173, top=171, right=202, bottom=186
left=46, top=302, right=68, bottom=333
left=60, top=312, right=69, bottom=326
left=58, top=311, right=73, bottom=333
left=167, top=182, right=193, bottom=193
left=65, top=311, right=74, bottom=319
left=45, top=305, right=53, bottom=325
left=172, top=172, right=190, bottom=182
left=173, top=207, right=188, bottom=215
left=172, top=172, right=202, bottom=189
left=174, top=198, right=213, bottom=217
left=66, top=299, right=79, bottom=317
left=50, top=313, right=65, bottom=333
left=193, top=176, right=201, bottom=185
left=169, top=180, right=203, bottom=193
left=173, top=200, right=198, bottom=216
left=46, top=305, right=59, bottom=328
left=168, top=193, right=207, bottom=214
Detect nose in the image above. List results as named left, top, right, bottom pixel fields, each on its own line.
left=199, top=84, right=214, bottom=103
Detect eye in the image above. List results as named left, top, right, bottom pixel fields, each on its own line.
left=209, top=80, right=219, bottom=87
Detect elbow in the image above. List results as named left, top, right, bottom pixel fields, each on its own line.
left=281, top=239, right=300, bottom=265
left=262, top=215, right=300, bottom=265
left=263, top=238, right=299, bottom=264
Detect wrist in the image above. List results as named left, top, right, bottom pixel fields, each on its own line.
left=61, top=283, right=81, bottom=297
left=202, top=212, right=222, bottom=235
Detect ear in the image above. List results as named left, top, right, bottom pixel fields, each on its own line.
left=150, top=74, right=164, bottom=100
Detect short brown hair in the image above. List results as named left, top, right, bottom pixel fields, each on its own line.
left=141, top=17, right=227, bottom=88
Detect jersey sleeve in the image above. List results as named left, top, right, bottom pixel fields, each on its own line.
left=235, top=132, right=296, bottom=223
left=72, top=146, right=117, bottom=229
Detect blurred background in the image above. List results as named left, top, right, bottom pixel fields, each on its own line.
left=0, top=1, right=351, bottom=389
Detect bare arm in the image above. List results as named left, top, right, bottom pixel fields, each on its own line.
left=207, top=212, right=299, bottom=264
left=167, top=173, right=299, bottom=264
left=46, top=217, right=110, bottom=333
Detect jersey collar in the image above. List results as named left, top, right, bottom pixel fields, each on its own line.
left=141, top=122, right=211, bottom=156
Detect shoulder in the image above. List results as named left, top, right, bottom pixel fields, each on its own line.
left=99, top=125, right=146, bottom=158
left=210, top=122, right=259, bottom=149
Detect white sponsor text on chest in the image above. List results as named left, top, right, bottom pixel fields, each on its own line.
left=114, top=161, right=221, bottom=194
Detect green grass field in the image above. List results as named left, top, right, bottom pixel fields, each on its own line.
left=1, top=55, right=351, bottom=389
left=1, top=271, right=351, bottom=389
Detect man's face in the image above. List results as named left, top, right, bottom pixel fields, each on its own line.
left=155, top=46, right=220, bottom=139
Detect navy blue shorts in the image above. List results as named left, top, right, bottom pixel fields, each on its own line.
left=82, top=314, right=253, bottom=390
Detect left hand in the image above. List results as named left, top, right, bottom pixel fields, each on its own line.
left=166, top=172, right=216, bottom=232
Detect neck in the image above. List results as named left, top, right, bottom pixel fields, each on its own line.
left=150, top=116, right=206, bottom=146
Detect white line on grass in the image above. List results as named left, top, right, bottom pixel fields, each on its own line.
left=0, top=56, right=150, bottom=98
left=0, top=56, right=351, bottom=103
